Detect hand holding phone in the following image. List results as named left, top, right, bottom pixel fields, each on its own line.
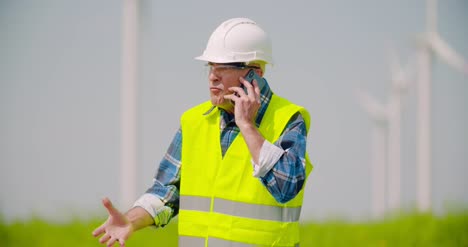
left=241, top=69, right=265, bottom=94
left=229, top=69, right=264, bottom=106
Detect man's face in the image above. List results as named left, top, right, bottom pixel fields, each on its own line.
left=207, top=63, right=250, bottom=111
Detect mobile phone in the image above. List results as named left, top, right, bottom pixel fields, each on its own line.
left=242, top=69, right=265, bottom=93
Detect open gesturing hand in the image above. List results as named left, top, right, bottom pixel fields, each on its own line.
left=92, top=198, right=134, bottom=247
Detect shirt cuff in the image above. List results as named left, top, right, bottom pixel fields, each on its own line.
left=252, top=141, right=285, bottom=178
left=133, top=193, right=173, bottom=227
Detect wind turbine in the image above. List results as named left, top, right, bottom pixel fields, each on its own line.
left=120, top=0, right=139, bottom=209
left=415, top=0, right=468, bottom=212
left=357, top=47, right=411, bottom=218
left=357, top=87, right=388, bottom=218
left=386, top=48, right=412, bottom=211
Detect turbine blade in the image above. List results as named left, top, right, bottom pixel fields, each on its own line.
left=428, top=33, right=468, bottom=74
left=355, top=89, right=388, bottom=122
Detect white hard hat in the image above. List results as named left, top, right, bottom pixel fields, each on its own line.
left=195, top=18, right=273, bottom=64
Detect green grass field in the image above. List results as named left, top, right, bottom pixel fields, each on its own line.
left=1, top=210, right=467, bottom=247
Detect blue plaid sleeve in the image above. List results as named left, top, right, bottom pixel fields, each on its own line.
left=145, top=127, right=182, bottom=217
left=259, top=113, right=308, bottom=203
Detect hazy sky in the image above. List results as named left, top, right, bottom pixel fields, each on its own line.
left=1, top=0, right=467, bottom=223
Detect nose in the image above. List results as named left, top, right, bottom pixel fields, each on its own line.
left=208, top=69, right=219, bottom=83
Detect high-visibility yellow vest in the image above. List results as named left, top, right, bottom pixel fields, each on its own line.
left=179, top=94, right=313, bottom=247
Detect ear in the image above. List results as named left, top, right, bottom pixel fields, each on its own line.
left=255, top=68, right=264, bottom=77
left=247, top=61, right=265, bottom=77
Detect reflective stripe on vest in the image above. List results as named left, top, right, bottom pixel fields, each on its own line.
left=181, top=195, right=302, bottom=222
left=179, top=236, right=300, bottom=247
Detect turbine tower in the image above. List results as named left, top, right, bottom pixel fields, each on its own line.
left=120, top=0, right=139, bottom=208
left=357, top=47, right=411, bottom=218
left=387, top=48, right=411, bottom=211
left=357, top=88, right=387, bottom=218
left=415, top=0, right=468, bottom=211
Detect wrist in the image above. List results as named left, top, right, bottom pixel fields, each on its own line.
left=237, top=120, right=256, bottom=132
left=125, top=206, right=154, bottom=231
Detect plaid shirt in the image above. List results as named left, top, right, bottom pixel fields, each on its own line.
left=146, top=78, right=308, bottom=223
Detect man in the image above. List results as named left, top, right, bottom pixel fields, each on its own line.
left=93, top=17, right=313, bottom=247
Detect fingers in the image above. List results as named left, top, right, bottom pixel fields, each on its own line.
left=239, top=77, right=254, bottom=95
left=107, top=236, right=118, bottom=247
left=92, top=223, right=106, bottom=237
left=224, top=77, right=260, bottom=107
left=102, top=197, right=120, bottom=217
left=228, top=85, right=245, bottom=98
left=223, top=93, right=236, bottom=102
left=239, top=77, right=260, bottom=102
left=119, top=238, right=126, bottom=247
left=99, top=233, right=111, bottom=244
left=251, top=80, right=261, bottom=103
left=106, top=236, right=126, bottom=247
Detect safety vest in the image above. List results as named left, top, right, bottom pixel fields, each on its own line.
left=179, top=94, right=313, bottom=247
